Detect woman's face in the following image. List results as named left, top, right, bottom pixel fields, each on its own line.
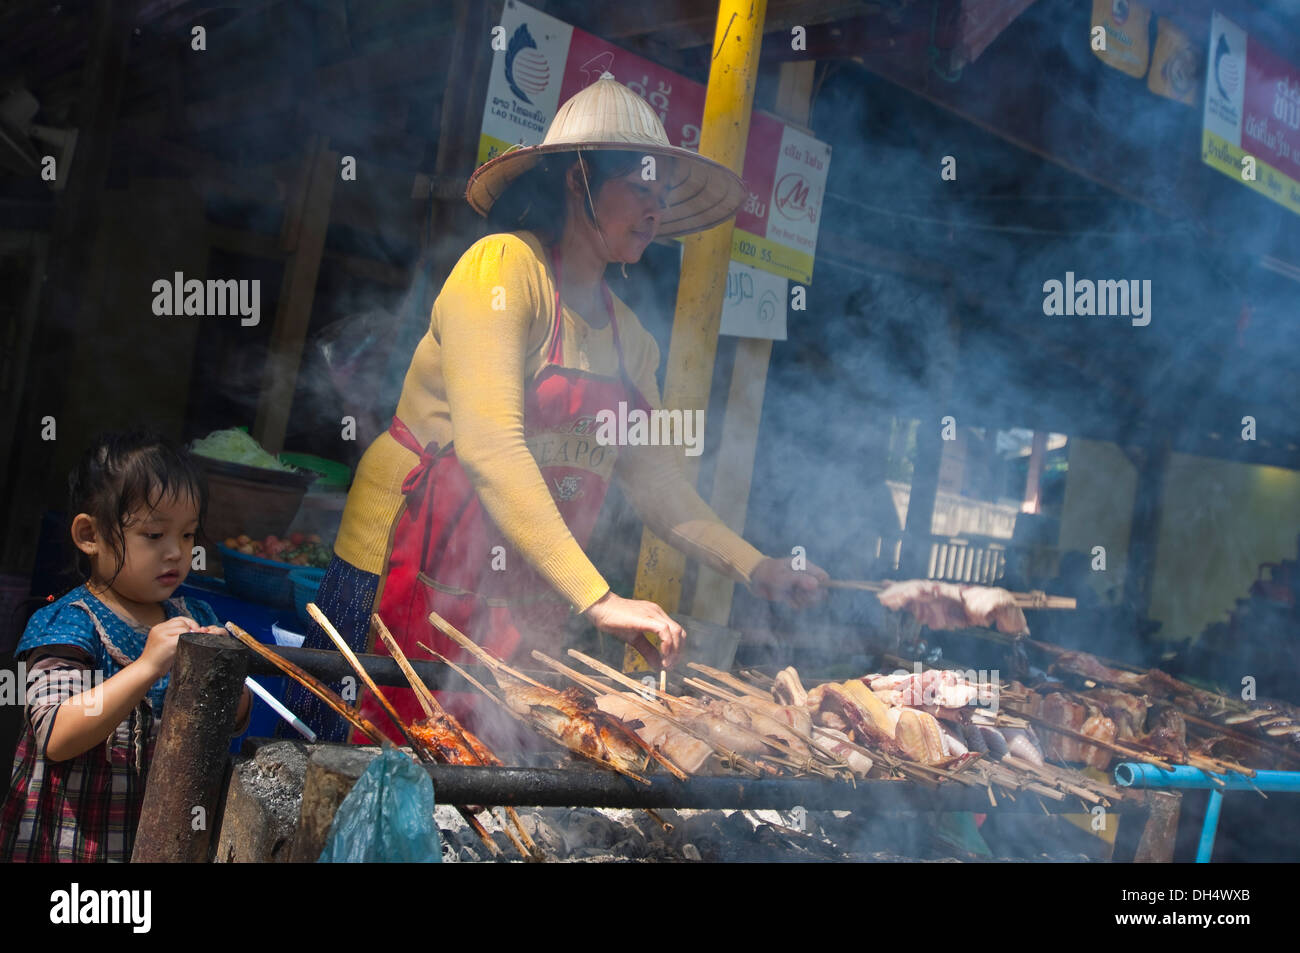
left=570, top=158, right=672, bottom=263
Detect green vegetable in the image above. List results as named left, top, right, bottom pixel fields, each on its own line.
left=190, top=429, right=297, bottom=472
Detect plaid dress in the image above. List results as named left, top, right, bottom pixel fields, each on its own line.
left=0, top=586, right=219, bottom=863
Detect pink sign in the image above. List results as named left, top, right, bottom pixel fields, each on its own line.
left=1240, top=36, right=1300, bottom=182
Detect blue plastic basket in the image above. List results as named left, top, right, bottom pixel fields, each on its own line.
left=217, top=544, right=298, bottom=608
left=289, top=567, right=327, bottom=627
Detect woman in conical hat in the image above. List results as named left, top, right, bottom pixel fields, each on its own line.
left=294, top=73, right=828, bottom=746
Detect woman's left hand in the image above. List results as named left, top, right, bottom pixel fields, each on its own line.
left=748, top=557, right=829, bottom=609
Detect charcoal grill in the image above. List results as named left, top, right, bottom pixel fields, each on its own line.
left=130, top=634, right=1181, bottom=863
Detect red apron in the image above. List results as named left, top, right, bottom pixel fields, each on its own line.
left=355, top=246, right=649, bottom=746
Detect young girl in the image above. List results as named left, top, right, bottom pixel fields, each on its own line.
left=0, top=431, right=250, bottom=862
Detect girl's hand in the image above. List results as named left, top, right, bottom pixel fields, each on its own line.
left=138, top=616, right=204, bottom=678
left=749, top=557, right=829, bottom=609
left=582, top=592, right=686, bottom=670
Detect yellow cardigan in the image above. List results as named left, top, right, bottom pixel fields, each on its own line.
left=334, top=229, right=766, bottom=613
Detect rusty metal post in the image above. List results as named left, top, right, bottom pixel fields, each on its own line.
left=131, top=633, right=248, bottom=862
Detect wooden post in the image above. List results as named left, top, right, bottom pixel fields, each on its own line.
left=289, top=745, right=378, bottom=862
left=1132, top=791, right=1181, bottom=863
left=689, top=60, right=816, bottom=627
left=131, top=634, right=248, bottom=862
left=253, top=134, right=338, bottom=453
left=1022, top=430, right=1048, bottom=513
left=627, top=0, right=768, bottom=668
left=1122, top=439, right=1171, bottom=620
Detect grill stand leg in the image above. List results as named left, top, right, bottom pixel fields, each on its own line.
left=1132, top=791, right=1181, bottom=863
left=131, top=633, right=249, bottom=862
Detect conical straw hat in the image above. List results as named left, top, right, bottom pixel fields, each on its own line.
left=466, top=72, right=746, bottom=238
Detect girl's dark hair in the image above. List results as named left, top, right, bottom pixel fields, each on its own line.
left=67, top=431, right=208, bottom=584
left=486, top=150, right=646, bottom=245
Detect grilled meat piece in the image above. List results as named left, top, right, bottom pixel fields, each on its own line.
left=959, top=586, right=1030, bottom=636
left=1139, top=709, right=1188, bottom=761
left=497, top=682, right=650, bottom=774
left=939, top=721, right=969, bottom=757
left=878, top=580, right=970, bottom=630
left=837, top=680, right=898, bottom=736
left=895, top=709, right=947, bottom=764
left=594, top=694, right=715, bottom=773
left=772, top=667, right=808, bottom=707
left=1035, top=692, right=1087, bottom=761
left=898, top=669, right=981, bottom=709
left=811, top=727, right=874, bottom=777
left=1082, top=688, right=1150, bottom=738
left=735, top=695, right=814, bottom=737
left=1049, top=651, right=1144, bottom=689
left=1079, top=713, right=1117, bottom=770
left=962, top=722, right=990, bottom=755
left=408, top=714, right=500, bottom=766
left=805, top=683, right=829, bottom=711
left=877, top=580, right=1029, bottom=634
left=728, top=700, right=811, bottom=758
left=666, top=698, right=771, bottom=757
left=814, top=709, right=849, bottom=732
left=820, top=684, right=902, bottom=753
left=1002, top=726, right=1045, bottom=766
left=979, top=726, right=1010, bottom=760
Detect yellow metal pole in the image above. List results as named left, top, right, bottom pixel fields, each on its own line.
left=627, top=0, right=767, bottom=670
left=690, top=60, right=816, bottom=627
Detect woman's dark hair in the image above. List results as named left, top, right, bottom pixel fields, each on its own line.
left=67, top=431, right=208, bottom=584
left=486, top=150, right=646, bottom=244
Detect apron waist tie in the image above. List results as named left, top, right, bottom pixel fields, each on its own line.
left=389, top=416, right=441, bottom=497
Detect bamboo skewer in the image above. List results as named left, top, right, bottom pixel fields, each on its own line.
left=687, top=661, right=771, bottom=699
left=543, top=650, right=764, bottom=774
left=538, top=651, right=764, bottom=777
left=565, top=649, right=842, bottom=778
left=826, top=579, right=1077, bottom=609
left=372, top=615, right=542, bottom=861
left=224, top=622, right=386, bottom=742
left=308, top=604, right=427, bottom=756
left=225, top=621, right=502, bottom=859
left=305, top=605, right=511, bottom=858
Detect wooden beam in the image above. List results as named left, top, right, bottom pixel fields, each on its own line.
left=689, top=59, right=817, bottom=627
left=253, top=134, right=337, bottom=453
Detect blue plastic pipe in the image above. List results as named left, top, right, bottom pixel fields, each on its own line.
left=1114, top=762, right=1300, bottom=863
left=1198, top=789, right=1224, bottom=863
left=1114, top=762, right=1300, bottom=791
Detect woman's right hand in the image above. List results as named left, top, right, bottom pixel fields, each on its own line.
left=582, top=592, right=686, bottom=670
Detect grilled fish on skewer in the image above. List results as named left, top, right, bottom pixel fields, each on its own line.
left=426, top=614, right=654, bottom=782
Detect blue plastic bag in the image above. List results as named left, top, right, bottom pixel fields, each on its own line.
left=318, top=747, right=442, bottom=863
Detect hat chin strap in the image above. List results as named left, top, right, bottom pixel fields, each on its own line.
left=578, top=152, right=629, bottom=279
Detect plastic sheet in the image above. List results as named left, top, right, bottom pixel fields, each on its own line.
left=318, top=747, right=442, bottom=863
